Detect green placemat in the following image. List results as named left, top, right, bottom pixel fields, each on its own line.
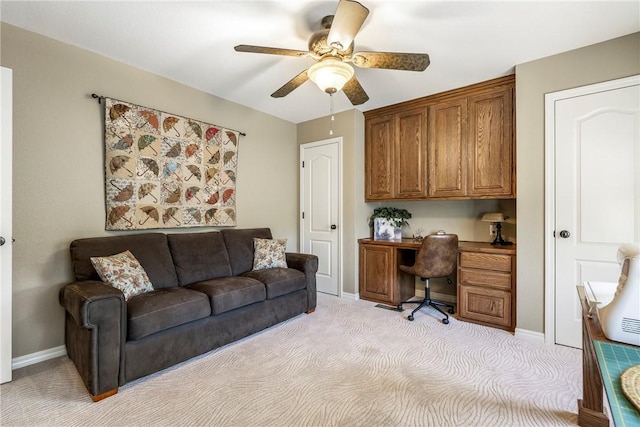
left=594, top=340, right=640, bottom=426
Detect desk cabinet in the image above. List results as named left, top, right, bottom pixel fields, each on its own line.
left=457, top=244, right=516, bottom=331
left=358, top=240, right=417, bottom=305
left=358, top=239, right=516, bottom=322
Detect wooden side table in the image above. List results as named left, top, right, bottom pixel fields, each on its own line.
left=577, top=285, right=610, bottom=427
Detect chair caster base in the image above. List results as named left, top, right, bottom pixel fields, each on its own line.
left=408, top=315, right=414, bottom=321
left=448, top=308, right=455, bottom=314
left=397, top=305, right=403, bottom=311
left=442, top=318, right=449, bottom=324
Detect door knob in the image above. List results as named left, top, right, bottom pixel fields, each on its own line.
left=0, top=236, right=5, bottom=246
left=331, top=225, right=337, bottom=230
left=559, top=230, right=571, bottom=238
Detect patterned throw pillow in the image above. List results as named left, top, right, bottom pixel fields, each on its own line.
left=90, top=250, right=154, bottom=300
left=252, top=238, right=288, bottom=271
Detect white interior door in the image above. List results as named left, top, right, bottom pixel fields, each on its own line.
left=546, top=75, right=640, bottom=348
left=1, top=67, right=13, bottom=383
left=300, top=138, right=341, bottom=296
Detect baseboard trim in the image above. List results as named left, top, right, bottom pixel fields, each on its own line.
left=12, top=345, right=66, bottom=370
left=514, top=328, right=545, bottom=345
left=341, top=292, right=359, bottom=301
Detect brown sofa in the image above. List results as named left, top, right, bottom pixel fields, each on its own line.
left=59, top=228, right=318, bottom=401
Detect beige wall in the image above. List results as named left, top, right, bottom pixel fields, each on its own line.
left=1, top=23, right=299, bottom=358
left=515, top=32, right=640, bottom=333
left=297, top=109, right=366, bottom=295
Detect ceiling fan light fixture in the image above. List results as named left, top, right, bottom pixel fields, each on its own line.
left=307, top=59, right=354, bottom=94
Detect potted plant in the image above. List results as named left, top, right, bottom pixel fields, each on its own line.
left=368, top=207, right=412, bottom=241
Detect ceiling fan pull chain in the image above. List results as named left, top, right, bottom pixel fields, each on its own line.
left=329, top=93, right=335, bottom=136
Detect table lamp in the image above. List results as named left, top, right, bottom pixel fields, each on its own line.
left=481, top=213, right=513, bottom=245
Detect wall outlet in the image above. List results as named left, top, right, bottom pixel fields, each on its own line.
left=489, top=224, right=496, bottom=235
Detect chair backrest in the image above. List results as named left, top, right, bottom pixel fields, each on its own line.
left=412, top=234, right=459, bottom=279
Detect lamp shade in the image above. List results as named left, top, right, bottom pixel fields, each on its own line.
left=481, top=212, right=505, bottom=223
left=308, top=59, right=354, bottom=94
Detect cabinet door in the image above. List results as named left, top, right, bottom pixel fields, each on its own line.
left=467, top=86, right=514, bottom=197
left=395, top=109, right=427, bottom=199
left=428, top=99, right=468, bottom=198
left=365, top=115, right=395, bottom=200
left=359, top=244, right=395, bottom=303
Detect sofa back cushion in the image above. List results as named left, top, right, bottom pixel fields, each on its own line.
left=70, top=233, right=179, bottom=288
left=221, top=228, right=273, bottom=276
left=167, top=231, right=232, bottom=285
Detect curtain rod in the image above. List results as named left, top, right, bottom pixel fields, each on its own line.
left=91, top=93, right=247, bottom=137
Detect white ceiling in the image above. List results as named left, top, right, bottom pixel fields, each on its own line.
left=2, top=1, right=639, bottom=123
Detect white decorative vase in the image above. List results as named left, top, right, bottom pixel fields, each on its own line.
left=374, top=218, right=402, bottom=241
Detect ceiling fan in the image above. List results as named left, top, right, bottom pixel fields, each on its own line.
left=234, top=0, right=430, bottom=105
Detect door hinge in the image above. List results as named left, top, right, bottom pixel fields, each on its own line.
left=302, top=212, right=304, bottom=219
left=302, top=161, right=304, bottom=168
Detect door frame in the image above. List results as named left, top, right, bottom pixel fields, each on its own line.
left=543, top=74, right=640, bottom=345
left=299, top=137, right=343, bottom=297
left=1, top=66, right=13, bottom=383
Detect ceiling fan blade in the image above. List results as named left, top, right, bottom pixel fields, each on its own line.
left=234, top=44, right=309, bottom=58
left=271, top=69, right=310, bottom=98
left=343, top=76, right=369, bottom=105
left=351, top=51, right=430, bottom=71
left=327, top=0, right=369, bottom=51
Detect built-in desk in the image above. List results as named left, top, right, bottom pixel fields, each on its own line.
left=358, top=238, right=516, bottom=330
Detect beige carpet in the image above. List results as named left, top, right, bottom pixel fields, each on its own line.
left=1, top=293, right=581, bottom=426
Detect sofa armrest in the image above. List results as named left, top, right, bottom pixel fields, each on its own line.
left=286, top=252, right=318, bottom=312
left=59, top=281, right=126, bottom=400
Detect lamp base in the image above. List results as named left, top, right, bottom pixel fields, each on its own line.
left=491, top=223, right=513, bottom=245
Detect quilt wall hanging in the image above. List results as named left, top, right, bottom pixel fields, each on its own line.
left=102, top=97, right=239, bottom=230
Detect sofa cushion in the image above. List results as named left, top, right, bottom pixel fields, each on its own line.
left=242, top=268, right=306, bottom=300
left=252, top=238, right=288, bottom=271
left=221, top=228, right=273, bottom=276
left=91, top=250, right=155, bottom=300
left=167, top=231, right=233, bottom=286
left=127, top=287, right=211, bottom=340
left=70, top=233, right=179, bottom=289
left=188, top=276, right=266, bottom=315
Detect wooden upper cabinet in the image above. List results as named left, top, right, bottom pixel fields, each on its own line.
left=365, top=114, right=395, bottom=200
left=365, top=109, right=427, bottom=200
left=428, top=99, right=467, bottom=198
left=467, top=86, right=514, bottom=197
left=396, top=109, right=427, bottom=199
left=364, top=75, right=515, bottom=201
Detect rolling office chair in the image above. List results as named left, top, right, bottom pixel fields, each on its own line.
left=397, top=233, right=458, bottom=324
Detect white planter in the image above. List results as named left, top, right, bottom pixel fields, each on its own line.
left=373, top=218, right=402, bottom=241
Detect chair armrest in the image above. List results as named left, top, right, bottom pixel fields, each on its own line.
left=286, top=252, right=318, bottom=312
left=59, top=281, right=126, bottom=398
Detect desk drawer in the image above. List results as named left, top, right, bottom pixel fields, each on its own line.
left=459, top=285, right=512, bottom=328
left=459, top=252, right=512, bottom=272
left=459, top=267, right=512, bottom=290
